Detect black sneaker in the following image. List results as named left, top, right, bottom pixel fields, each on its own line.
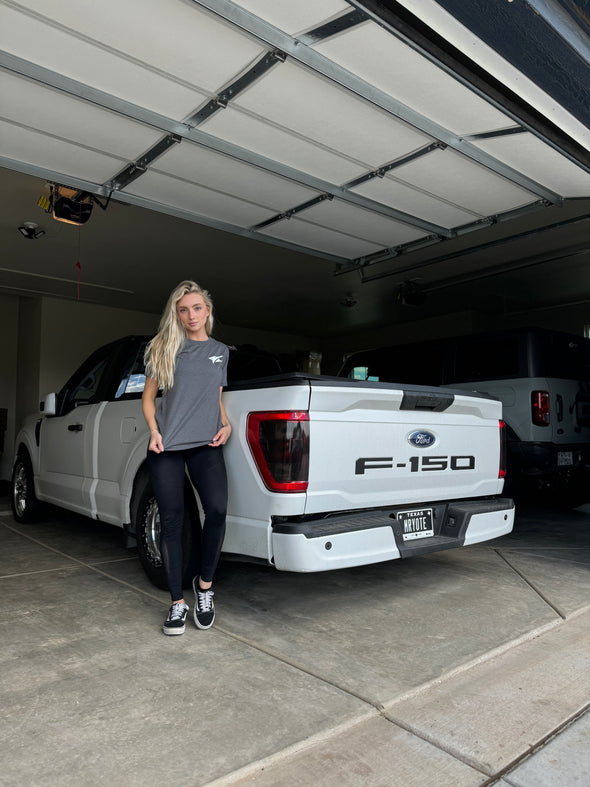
left=193, top=578, right=215, bottom=629
left=162, top=602, right=189, bottom=636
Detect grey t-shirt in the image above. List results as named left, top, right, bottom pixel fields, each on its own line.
left=156, top=337, right=229, bottom=451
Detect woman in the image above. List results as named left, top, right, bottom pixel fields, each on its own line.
left=142, top=280, right=231, bottom=635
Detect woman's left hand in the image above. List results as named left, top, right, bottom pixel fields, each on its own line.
left=209, top=423, right=231, bottom=447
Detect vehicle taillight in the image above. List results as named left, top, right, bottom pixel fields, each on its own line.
left=531, top=391, right=550, bottom=426
left=499, top=420, right=507, bottom=478
left=247, top=411, right=309, bottom=492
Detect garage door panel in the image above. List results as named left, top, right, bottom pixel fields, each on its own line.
left=473, top=134, right=590, bottom=198
left=6, top=0, right=266, bottom=93
left=0, top=119, right=126, bottom=184
left=154, top=144, right=320, bottom=211
left=0, top=4, right=209, bottom=120
left=314, top=21, right=511, bottom=136
left=202, top=107, right=368, bottom=185
left=393, top=148, right=537, bottom=215
left=298, top=200, right=428, bottom=247
left=259, top=215, right=384, bottom=258
left=353, top=177, right=481, bottom=229
left=233, top=0, right=351, bottom=36
left=233, top=60, right=433, bottom=168
left=126, top=170, right=277, bottom=228
left=0, top=72, right=161, bottom=159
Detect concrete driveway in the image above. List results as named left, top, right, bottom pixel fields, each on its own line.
left=1, top=493, right=589, bottom=786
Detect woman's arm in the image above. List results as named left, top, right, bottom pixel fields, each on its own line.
left=209, top=387, right=232, bottom=447
left=142, top=377, right=164, bottom=453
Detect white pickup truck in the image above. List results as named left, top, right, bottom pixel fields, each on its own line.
left=12, top=335, right=514, bottom=588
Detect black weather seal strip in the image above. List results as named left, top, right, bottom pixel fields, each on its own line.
left=108, top=134, right=181, bottom=191
left=466, top=127, right=528, bottom=140
left=187, top=49, right=287, bottom=127
left=297, top=9, right=369, bottom=45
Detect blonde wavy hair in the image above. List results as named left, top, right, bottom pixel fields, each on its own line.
left=144, top=280, right=214, bottom=392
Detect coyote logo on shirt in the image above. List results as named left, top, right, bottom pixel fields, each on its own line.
left=209, top=355, right=224, bottom=365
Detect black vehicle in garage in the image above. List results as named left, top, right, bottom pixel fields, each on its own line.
left=340, top=327, right=590, bottom=505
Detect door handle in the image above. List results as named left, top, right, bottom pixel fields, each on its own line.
left=68, top=424, right=83, bottom=432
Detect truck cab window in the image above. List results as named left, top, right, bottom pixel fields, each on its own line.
left=115, top=341, right=149, bottom=398
left=70, top=357, right=108, bottom=405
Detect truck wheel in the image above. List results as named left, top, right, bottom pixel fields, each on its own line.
left=11, top=453, right=41, bottom=523
left=132, top=472, right=201, bottom=591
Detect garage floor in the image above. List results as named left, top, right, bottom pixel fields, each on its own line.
left=1, top=487, right=589, bottom=786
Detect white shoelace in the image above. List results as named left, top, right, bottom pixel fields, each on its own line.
left=197, top=590, right=214, bottom=612
left=169, top=602, right=187, bottom=620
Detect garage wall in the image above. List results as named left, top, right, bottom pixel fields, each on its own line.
left=0, top=295, right=19, bottom=482
left=14, top=297, right=41, bottom=442
left=38, top=298, right=160, bottom=400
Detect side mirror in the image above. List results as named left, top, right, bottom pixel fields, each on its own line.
left=40, top=393, right=57, bottom=416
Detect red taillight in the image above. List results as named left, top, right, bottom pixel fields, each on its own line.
left=499, top=420, right=507, bottom=478
left=531, top=391, right=550, bottom=426
left=247, top=411, right=309, bottom=493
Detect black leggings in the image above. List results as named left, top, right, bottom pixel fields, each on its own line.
left=146, top=445, right=227, bottom=601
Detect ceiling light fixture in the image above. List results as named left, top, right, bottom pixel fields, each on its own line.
left=18, top=221, right=45, bottom=240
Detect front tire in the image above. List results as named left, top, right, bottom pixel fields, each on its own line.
left=11, top=453, right=41, bottom=523
left=131, top=471, right=201, bottom=591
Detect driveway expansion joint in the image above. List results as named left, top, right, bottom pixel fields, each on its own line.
left=483, top=702, right=590, bottom=786
left=494, top=547, right=567, bottom=619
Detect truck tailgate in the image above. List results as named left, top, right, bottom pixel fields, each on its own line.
left=305, top=382, right=504, bottom=515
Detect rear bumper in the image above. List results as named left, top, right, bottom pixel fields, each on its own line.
left=510, top=442, right=590, bottom=477
left=271, top=497, right=514, bottom=572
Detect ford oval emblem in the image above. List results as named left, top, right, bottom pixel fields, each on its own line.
left=408, top=430, right=436, bottom=448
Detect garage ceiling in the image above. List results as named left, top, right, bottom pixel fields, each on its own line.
left=1, top=0, right=589, bottom=337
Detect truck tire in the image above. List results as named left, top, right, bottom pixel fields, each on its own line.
left=131, top=471, right=201, bottom=591
left=11, top=452, right=41, bottom=523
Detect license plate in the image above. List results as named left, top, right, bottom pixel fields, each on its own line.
left=557, top=451, right=573, bottom=466
left=398, top=508, right=434, bottom=541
